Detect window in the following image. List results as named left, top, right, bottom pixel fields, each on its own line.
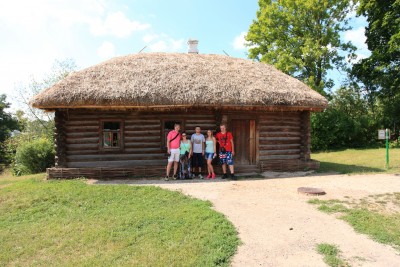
left=101, top=121, right=123, bottom=149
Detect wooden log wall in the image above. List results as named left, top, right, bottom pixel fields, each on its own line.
left=63, top=109, right=216, bottom=169
left=54, top=110, right=67, bottom=167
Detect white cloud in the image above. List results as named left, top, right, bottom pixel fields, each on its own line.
left=97, top=41, right=116, bottom=59
left=344, top=27, right=368, bottom=51
left=90, top=11, right=151, bottom=38
left=145, top=34, right=184, bottom=52
left=143, top=34, right=159, bottom=43
left=232, top=32, right=248, bottom=50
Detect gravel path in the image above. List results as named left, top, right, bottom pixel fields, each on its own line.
left=93, top=174, right=400, bottom=266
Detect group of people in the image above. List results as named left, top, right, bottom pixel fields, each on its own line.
left=165, top=123, right=235, bottom=181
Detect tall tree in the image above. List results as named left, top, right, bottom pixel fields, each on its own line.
left=352, top=0, right=400, bottom=99
left=0, top=94, right=19, bottom=164
left=246, top=0, right=357, bottom=93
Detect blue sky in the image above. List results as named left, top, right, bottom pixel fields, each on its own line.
left=0, top=0, right=369, bottom=110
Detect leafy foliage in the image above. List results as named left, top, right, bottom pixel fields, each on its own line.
left=246, top=0, right=357, bottom=93
left=0, top=95, right=20, bottom=166
left=311, top=86, right=378, bottom=150
left=351, top=0, right=400, bottom=131
left=13, top=138, right=54, bottom=176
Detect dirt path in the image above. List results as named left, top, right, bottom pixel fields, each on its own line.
left=94, top=174, right=400, bottom=266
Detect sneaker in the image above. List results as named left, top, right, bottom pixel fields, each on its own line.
left=206, top=174, right=211, bottom=179
left=230, top=173, right=237, bottom=180
left=222, top=173, right=228, bottom=179
left=164, top=176, right=170, bottom=181
left=212, top=173, right=216, bottom=179
left=198, top=174, right=203, bottom=179
left=172, top=174, right=177, bottom=180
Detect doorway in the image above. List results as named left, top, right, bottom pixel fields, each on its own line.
left=230, top=119, right=256, bottom=165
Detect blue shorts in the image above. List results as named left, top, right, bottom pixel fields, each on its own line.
left=219, top=151, right=234, bottom=166
left=205, top=152, right=214, bottom=160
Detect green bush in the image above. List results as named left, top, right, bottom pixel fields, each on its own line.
left=13, top=138, right=54, bottom=176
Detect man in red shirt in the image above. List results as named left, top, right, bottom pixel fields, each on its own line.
left=165, top=123, right=181, bottom=181
left=215, top=124, right=235, bottom=179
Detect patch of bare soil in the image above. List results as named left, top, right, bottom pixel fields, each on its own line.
left=93, top=174, right=400, bottom=266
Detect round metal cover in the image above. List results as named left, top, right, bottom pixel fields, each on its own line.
left=297, top=187, right=326, bottom=195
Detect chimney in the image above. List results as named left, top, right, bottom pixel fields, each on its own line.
left=187, top=39, right=199, bottom=54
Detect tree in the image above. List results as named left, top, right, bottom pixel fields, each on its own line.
left=351, top=0, right=400, bottom=128
left=246, top=0, right=357, bottom=93
left=0, top=94, right=19, bottom=165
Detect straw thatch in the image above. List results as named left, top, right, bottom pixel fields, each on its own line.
left=30, top=53, right=328, bottom=110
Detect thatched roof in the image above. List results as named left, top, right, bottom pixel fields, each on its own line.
left=30, top=53, right=328, bottom=111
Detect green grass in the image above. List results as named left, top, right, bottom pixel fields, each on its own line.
left=312, top=148, right=400, bottom=174
left=0, top=173, right=239, bottom=266
left=309, top=195, right=400, bottom=250
left=316, top=243, right=349, bottom=267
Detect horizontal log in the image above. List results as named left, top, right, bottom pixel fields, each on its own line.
left=258, top=121, right=300, bottom=127
left=124, top=148, right=163, bottom=153
left=67, top=126, right=99, bottom=131
left=260, top=126, right=301, bottom=131
left=125, top=124, right=160, bottom=130
left=259, top=132, right=301, bottom=137
left=124, top=142, right=161, bottom=148
left=185, top=119, right=217, bottom=123
left=66, top=144, right=99, bottom=150
left=66, top=120, right=99, bottom=126
left=66, top=132, right=98, bottom=138
left=66, top=151, right=99, bottom=156
left=124, top=119, right=160, bottom=124
left=259, top=144, right=301, bottom=150
left=124, top=130, right=160, bottom=137
left=125, top=136, right=160, bottom=142
left=259, top=149, right=301, bottom=155
left=68, top=160, right=166, bottom=168
left=67, top=153, right=165, bottom=161
left=259, top=155, right=300, bottom=160
left=259, top=136, right=301, bottom=141
left=259, top=139, right=301, bottom=145
left=66, top=137, right=99, bottom=144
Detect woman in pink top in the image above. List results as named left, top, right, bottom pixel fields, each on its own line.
left=165, top=123, right=181, bottom=181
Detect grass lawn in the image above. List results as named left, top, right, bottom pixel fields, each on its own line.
left=0, top=173, right=239, bottom=266
left=312, top=148, right=400, bottom=174
left=309, top=193, right=400, bottom=251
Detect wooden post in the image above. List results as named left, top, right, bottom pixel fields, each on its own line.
left=54, top=109, right=67, bottom=168
left=300, top=111, right=311, bottom=161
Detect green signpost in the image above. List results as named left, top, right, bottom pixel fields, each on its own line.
left=386, top=128, right=389, bottom=170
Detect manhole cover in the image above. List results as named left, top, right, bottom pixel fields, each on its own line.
left=297, top=187, right=326, bottom=196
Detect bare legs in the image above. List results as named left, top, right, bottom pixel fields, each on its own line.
left=166, top=161, right=179, bottom=177
left=207, top=159, right=215, bottom=175
left=221, top=164, right=234, bottom=174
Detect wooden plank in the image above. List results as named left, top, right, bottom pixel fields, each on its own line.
left=67, top=153, right=164, bottom=161
left=66, top=137, right=99, bottom=144
left=259, top=132, right=301, bottom=137
left=66, top=132, right=98, bottom=138
left=125, top=125, right=160, bottom=130
left=66, top=121, right=99, bottom=126
left=259, top=149, right=301, bottom=155
left=259, top=155, right=300, bottom=160
left=260, top=125, right=301, bottom=131
left=66, top=144, right=99, bottom=150
left=124, top=142, right=161, bottom=148
left=66, top=126, right=99, bottom=131
left=249, top=119, right=256, bottom=164
left=68, top=160, right=166, bottom=168
left=259, top=136, right=301, bottom=141
left=259, top=139, right=301, bottom=145
left=125, top=136, right=160, bottom=142
left=259, top=144, right=301, bottom=150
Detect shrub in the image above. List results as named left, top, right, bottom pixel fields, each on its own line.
left=13, top=138, right=54, bottom=176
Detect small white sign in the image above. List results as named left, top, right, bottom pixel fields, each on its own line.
left=378, top=129, right=386, bottom=140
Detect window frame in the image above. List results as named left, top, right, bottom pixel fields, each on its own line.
left=99, top=119, right=124, bottom=151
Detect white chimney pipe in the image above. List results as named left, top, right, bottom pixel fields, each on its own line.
left=187, top=39, right=199, bottom=54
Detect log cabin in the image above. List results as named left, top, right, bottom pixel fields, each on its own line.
left=30, top=43, right=328, bottom=179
